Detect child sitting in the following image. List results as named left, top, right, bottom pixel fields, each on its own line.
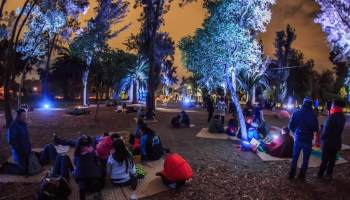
left=226, top=115, right=238, bottom=136
left=265, top=127, right=294, bottom=158
left=171, top=111, right=191, bottom=128
left=156, top=153, right=193, bottom=189
left=140, top=126, right=164, bottom=161
left=107, top=138, right=137, bottom=189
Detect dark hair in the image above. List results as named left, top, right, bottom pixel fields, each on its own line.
left=74, top=135, right=93, bottom=156
left=282, top=127, right=290, bottom=135
left=112, top=139, right=132, bottom=173
left=140, top=126, right=155, bottom=136
left=220, top=97, right=224, bottom=102
left=334, top=99, right=346, bottom=108
left=16, top=108, right=27, bottom=117
left=111, top=133, right=121, bottom=141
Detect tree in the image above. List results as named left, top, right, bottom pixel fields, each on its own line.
left=319, top=70, right=335, bottom=101
left=268, top=24, right=296, bottom=102
left=315, top=0, right=350, bottom=63
left=161, top=59, right=178, bottom=96
left=119, top=57, right=146, bottom=104
left=135, top=0, right=184, bottom=120
left=72, top=0, right=129, bottom=106
left=51, top=47, right=87, bottom=100
left=180, top=0, right=275, bottom=140
left=330, top=50, right=349, bottom=94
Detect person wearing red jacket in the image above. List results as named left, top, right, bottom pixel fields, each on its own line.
left=156, top=153, right=193, bottom=189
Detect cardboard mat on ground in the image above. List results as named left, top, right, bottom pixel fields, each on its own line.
left=196, top=128, right=239, bottom=141
left=0, top=148, right=168, bottom=200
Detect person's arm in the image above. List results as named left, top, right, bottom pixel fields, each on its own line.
left=129, top=160, right=136, bottom=175
left=288, top=113, right=297, bottom=133
left=321, top=117, right=332, bottom=140
left=140, top=135, right=147, bottom=157
left=106, top=156, right=112, bottom=176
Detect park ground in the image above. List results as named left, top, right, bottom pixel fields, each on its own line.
left=1, top=106, right=350, bottom=200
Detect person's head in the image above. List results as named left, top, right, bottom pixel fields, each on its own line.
left=140, top=126, right=155, bottom=136
left=220, top=97, right=224, bottom=102
left=302, top=97, right=313, bottom=108
left=181, top=111, right=187, bottom=116
left=16, top=108, right=27, bottom=123
left=75, top=134, right=93, bottom=156
left=333, top=99, right=346, bottom=108
left=112, top=138, right=132, bottom=172
left=110, top=132, right=121, bottom=141
left=281, top=127, right=290, bottom=135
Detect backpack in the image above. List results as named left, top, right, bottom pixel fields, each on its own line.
left=37, top=176, right=71, bottom=200
left=145, top=134, right=164, bottom=160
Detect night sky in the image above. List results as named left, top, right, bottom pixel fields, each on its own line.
left=6, top=0, right=333, bottom=78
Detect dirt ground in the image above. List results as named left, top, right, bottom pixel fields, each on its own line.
left=1, top=106, right=350, bottom=200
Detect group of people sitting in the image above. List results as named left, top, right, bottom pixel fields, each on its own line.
left=171, top=111, right=191, bottom=128
left=2, top=109, right=193, bottom=200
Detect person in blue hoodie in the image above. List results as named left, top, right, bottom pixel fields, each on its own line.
left=6, top=108, right=32, bottom=175
left=288, top=97, right=319, bottom=180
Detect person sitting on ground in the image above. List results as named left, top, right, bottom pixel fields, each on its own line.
left=208, top=115, right=225, bottom=134
left=265, top=127, right=294, bottom=158
left=140, top=126, right=164, bottom=162
left=96, top=132, right=122, bottom=180
left=107, top=138, right=137, bottom=189
left=180, top=111, right=190, bottom=128
left=171, top=115, right=181, bottom=128
left=171, top=111, right=191, bottom=128
left=156, top=153, right=193, bottom=189
left=226, top=115, right=238, bottom=136
left=129, top=119, right=147, bottom=155
left=73, top=135, right=102, bottom=200
left=6, top=108, right=33, bottom=175
left=137, top=107, right=146, bottom=120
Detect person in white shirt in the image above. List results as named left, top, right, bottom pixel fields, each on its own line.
left=107, top=138, right=137, bottom=189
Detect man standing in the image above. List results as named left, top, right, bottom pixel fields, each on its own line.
left=318, top=99, right=346, bottom=179
left=206, top=95, right=214, bottom=123
left=7, top=108, right=32, bottom=175
left=288, top=97, right=319, bottom=180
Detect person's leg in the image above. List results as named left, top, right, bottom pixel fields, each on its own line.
left=208, top=111, right=213, bottom=122
left=77, top=180, right=87, bottom=200
left=326, top=149, right=338, bottom=176
left=221, top=116, right=225, bottom=125
left=299, top=143, right=312, bottom=179
left=289, top=141, right=301, bottom=179
left=318, top=148, right=330, bottom=177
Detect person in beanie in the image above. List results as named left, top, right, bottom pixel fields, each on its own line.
left=318, top=99, right=346, bottom=179
left=288, top=97, right=319, bottom=180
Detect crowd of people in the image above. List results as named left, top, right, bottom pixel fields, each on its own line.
left=1, top=95, right=347, bottom=199
left=1, top=109, right=193, bottom=200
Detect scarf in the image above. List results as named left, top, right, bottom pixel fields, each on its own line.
left=330, top=106, right=343, bottom=115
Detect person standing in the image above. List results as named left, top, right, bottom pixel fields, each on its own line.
left=6, top=108, right=32, bottom=175
left=288, top=97, right=319, bottom=180
left=318, top=99, right=346, bottom=179
left=215, top=97, right=227, bottom=125
left=206, top=95, right=214, bottom=123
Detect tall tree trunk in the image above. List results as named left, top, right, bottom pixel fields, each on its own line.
left=132, top=80, right=138, bottom=104
left=17, top=65, right=28, bottom=108
left=0, top=0, right=7, bottom=20
left=95, top=82, right=101, bottom=121
left=43, top=35, right=57, bottom=98
left=252, top=85, right=256, bottom=104
left=82, top=70, right=89, bottom=106
left=226, top=69, right=247, bottom=140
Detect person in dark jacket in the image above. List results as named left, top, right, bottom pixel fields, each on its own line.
left=206, top=96, right=214, bottom=122
left=288, top=97, right=319, bottom=180
left=318, top=99, right=346, bottom=179
left=6, top=108, right=32, bottom=175
left=180, top=111, right=190, bottom=127
left=73, top=135, right=102, bottom=200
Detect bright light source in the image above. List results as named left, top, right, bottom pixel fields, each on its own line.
left=184, top=97, right=191, bottom=104
left=272, top=134, right=279, bottom=140
left=43, top=104, right=50, bottom=109
left=33, top=87, right=38, bottom=92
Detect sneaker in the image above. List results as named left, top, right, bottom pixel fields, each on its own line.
left=169, top=183, right=177, bottom=189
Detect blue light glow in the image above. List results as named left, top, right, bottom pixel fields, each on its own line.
left=184, top=97, right=191, bottom=104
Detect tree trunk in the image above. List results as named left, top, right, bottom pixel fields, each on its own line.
left=17, top=66, right=28, bottom=108
left=43, top=35, right=57, bottom=98
left=0, top=0, right=7, bottom=20
left=132, top=80, right=138, bottom=104
left=226, top=69, right=247, bottom=140
left=94, top=82, right=101, bottom=121
left=82, top=70, right=89, bottom=106
left=252, top=85, right=256, bottom=104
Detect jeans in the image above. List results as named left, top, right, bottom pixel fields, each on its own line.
left=290, top=140, right=312, bottom=176
left=318, top=148, right=338, bottom=176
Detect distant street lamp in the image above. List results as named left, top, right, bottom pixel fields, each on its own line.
left=33, top=87, right=38, bottom=92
